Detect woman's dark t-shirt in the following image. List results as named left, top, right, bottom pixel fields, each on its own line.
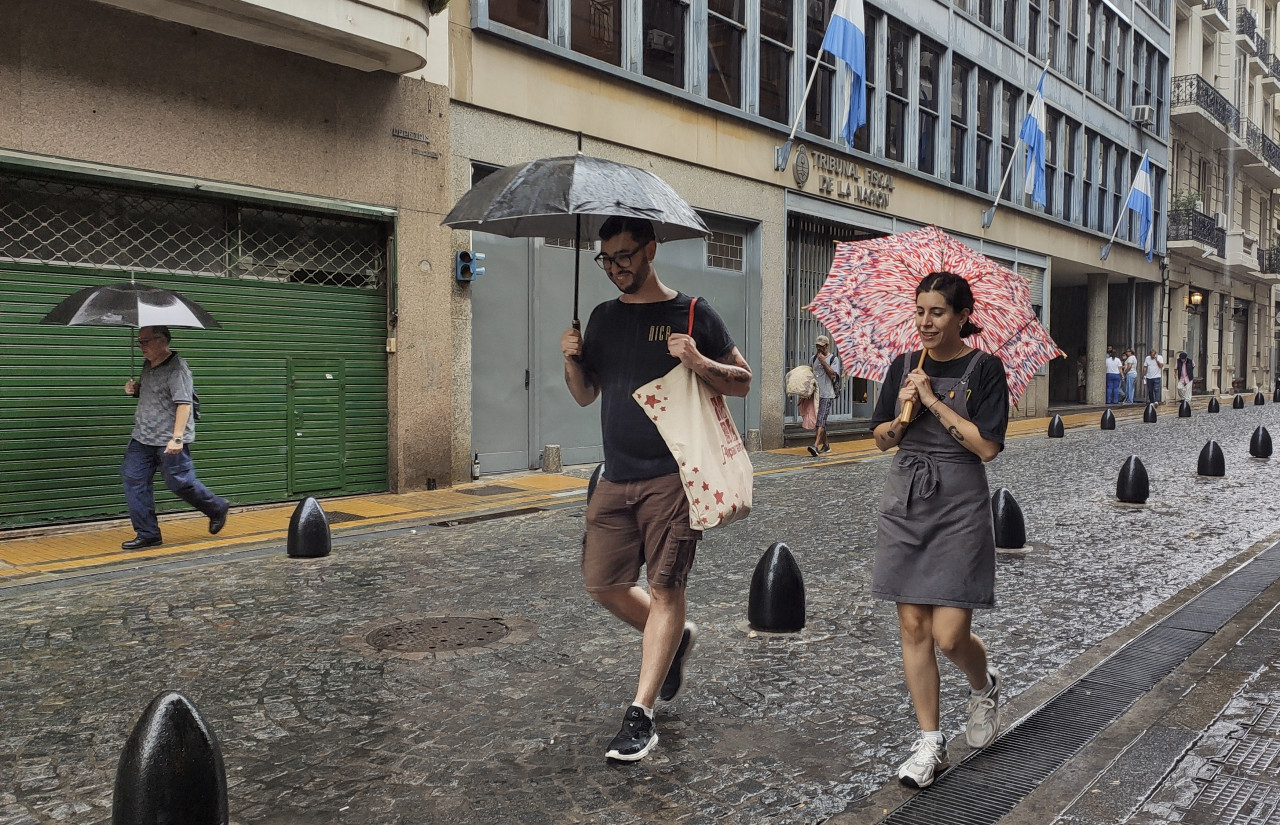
left=871, top=349, right=1010, bottom=448
left=581, top=293, right=735, bottom=481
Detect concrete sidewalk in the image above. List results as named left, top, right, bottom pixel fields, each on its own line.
left=0, top=407, right=1134, bottom=587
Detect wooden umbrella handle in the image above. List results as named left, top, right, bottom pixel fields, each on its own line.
left=898, top=349, right=929, bottom=424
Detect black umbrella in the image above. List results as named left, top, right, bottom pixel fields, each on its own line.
left=40, top=278, right=221, bottom=377
left=441, top=153, right=710, bottom=326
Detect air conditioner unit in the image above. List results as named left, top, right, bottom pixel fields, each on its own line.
left=1131, top=104, right=1155, bottom=125
left=1195, top=199, right=1206, bottom=213
left=646, top=29, right=677, bottom=53
left=1215, top=211, right=1230, bottom=229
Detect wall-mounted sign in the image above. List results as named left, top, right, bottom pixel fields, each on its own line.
left=790, top=145, right=893, bottom=209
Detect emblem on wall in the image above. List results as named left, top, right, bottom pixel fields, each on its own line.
left=793, top=145, right=810, bottom=188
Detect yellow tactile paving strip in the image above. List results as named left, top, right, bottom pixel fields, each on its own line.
left=0, top=406, right=1143, bottom=584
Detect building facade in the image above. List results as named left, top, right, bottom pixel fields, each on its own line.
left=0, top=0, right=455, bottom=528
left=449, top=0, right=1170, bottom=473
left=1168, top=0, right=1280, bottom=396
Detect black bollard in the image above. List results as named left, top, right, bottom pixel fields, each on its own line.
left=747, top=542, right=805, bottom=632
left=990, top=488, right=1027, bottom=549
left=1256, top=392, right=1266, bottom=406
left=1250, top=426, right=1273, bottom=459
left=1178, top=400, right=1192, bottom=418
left=1273, top=388, right=1280, bottom=403
left=1208, top=396, right=1221, bottom=413
left=1116, top=455, right=1149, bottom=504
left=286, top=496, right=331, bottom=558
left=1143, top=403, right=1158, bottom=423
left=587, top=463, right=605, bottom=503
left=1197, top=440, right=1226, bottom=477
left=1100, top=409, right=1116, bottom=430
left=1047, top=415, right=1065, bottom=438
left=1233, top=394, right=1245, bottom=409
left=112, top=691, right=228, bottom=825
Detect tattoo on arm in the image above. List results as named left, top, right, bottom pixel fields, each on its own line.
left=947, top=425, right=965, bottom=442
left=707, top=362, right=751, bottom=383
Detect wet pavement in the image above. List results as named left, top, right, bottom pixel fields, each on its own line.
left=3, top=401, right=1280, bottom=824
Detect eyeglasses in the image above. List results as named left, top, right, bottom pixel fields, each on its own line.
left=594, top=246, right=643, bottom=271
left=137, top=337, right=157, bottom=345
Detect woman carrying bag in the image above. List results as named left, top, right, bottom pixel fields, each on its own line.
left=869, top=271, right=1010, bottom=789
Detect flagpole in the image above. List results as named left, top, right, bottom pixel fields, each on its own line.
left=775, top=48, right=830, bottom=171
left=1100, top=150, right=1148, bottom=260
left=983, top=67, right=1047, bottom=229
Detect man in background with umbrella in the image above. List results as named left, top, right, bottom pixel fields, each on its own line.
left=560, top=216, right=751, bottom=762
left=119, top=325, right=228, bottom=549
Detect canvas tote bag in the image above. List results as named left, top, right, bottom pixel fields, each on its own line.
left=632, top=298, right=753, bottom=530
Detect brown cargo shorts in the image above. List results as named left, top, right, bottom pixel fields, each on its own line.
left=582, top=473, right=701, bottom=592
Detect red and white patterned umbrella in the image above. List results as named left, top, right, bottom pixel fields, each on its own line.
left=807, top=225, right=1064, bottom=405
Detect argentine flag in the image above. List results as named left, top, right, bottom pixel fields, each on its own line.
left=1019, top=69, right=1048, bottom=207
left=1127, top=153, right=1155, bottom=262
left=821, top=0, right=867, bottom=147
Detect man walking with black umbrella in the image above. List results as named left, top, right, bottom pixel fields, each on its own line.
left=120, top=325, right=228, bottom=549
left=560, top=216, right=752, bottom=762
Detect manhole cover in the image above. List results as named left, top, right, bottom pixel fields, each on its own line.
left=365, top=616, right=508, bottom=652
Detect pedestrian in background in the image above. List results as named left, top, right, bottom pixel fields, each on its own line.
left=560, top=216, right=752, bottom=762
left=1122, top=349, right=1138, bottom=404
left=1076, top=352, right=1087, bottom=402
left=807, top=334, right=841, bottom=456
left=120, top=326, right=228, bottom=550
left=870, top=272, right=1009, bottom=789
left=1175, top=351, right=1195, bottom=402
left=1105, top=347, right=1123, bottom=404
left=1144, top=349, right=1165, bottom=403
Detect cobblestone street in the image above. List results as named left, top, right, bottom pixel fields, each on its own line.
left=4, top=404, right=1280, bottom=824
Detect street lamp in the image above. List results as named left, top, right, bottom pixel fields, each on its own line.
left=1189, top=291, right=1204, bottom=307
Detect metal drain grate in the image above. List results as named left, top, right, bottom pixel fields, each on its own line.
left=457, top=485, right=523, bottom=496
left=324, top=511, right=366, bottom=525
left=430, top=507, right=544, bottom=527
left=364, top=616, right=510, bottom=653
left=1183, top=776, right=1280, bottom=824
left=877, top=541, right=1280, bottom=825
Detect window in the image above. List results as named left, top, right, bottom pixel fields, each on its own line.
left=1083, top=130, right=1097, bottom=229
left=1115, top=24, right=1127, bottom=112
left=1003, top=0, right=1019, bottom=42
left=919, top=40, right=943, bottom=175
left=707, top=0, right=745, bottom=107
left=977, top=70, right=997, bottom=193
left=979, top=0, right=995, bottom=28
left=572, top=0, right=622, bottom=65
left=1131, top=37, right=1142, bottom=112
left=707, top=230, right=745, bottom=270
left=1085, top=1, right=1097, bottom=94
left=1100, top=9, right=1114, bottom=102
left=1029, top=0, right=1042, bottom=57
left=885, top=24, right=910, bottom=162
left=1067, top=0, right=1080, bottom=79
left=804, top=0, right=836, bottom=138
left=1047, top=0, right=1061, bottom=70
left=490, top=0, right=548, bottom=37
left=1045, top=111, right=1059, bottom=211
left=1001, top=83, right=1019, bottom=200
left=854, top=12, right=877, bottom=152
left=643, top=0, right=687, bottom=88
left=1063, top=120, right=1078, bottom=222
left=951, top=59, right=972, bottom=184
left=759, top=0, right=792, bottom=123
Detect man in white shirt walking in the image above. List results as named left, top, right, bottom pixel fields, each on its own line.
left=1143, top=349, right=1165, bottom=403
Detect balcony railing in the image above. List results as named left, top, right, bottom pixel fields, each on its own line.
left=1260, top=248, right=1280, bottom=273
left=1172, top=74, right=1240, bottom=132
left=1203, top=0, right=1228, bottom=16
left=1238, top=7, right=1258, bottom=39
left=1270, top=54, right=1280, bottom=78
left=1169, top=209, right=1227, bottom=258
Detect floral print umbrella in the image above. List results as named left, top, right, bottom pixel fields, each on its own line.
left=807, top=225, right=1064, bottom=405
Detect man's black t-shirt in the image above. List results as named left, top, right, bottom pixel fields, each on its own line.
left=581, top=292, right=736, bottom=481
left=871, top=349, right=1010, bottom=448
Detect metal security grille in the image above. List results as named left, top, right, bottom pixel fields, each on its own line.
left=0, top=171, right=386, bottom=288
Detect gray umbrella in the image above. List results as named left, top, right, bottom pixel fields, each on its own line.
left=441, top=153, right=710, bottom=325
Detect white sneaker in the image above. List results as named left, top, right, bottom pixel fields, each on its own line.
left=897, top=735, right=948, bottom=788
left=965, top=669, right=1002, bottom=748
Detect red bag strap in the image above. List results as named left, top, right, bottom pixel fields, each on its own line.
left=687, top=297, right=698, bottom=336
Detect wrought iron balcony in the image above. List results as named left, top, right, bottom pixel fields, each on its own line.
left=1270, top=54, right=1280, bottom=78
left=1260, top=248, right=1280, bottom=274
left=1169, top=209, right=1227, bottom=258
left=1172, top=74, right=1240, bottom=132
left=1203, top=0, right=1228, bottom=15
left=1259, top=34, right=1273, bottom=62
left=1238, top=7, right=1258, bottom=39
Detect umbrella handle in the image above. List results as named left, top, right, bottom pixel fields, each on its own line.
left=898, top=349, right=928, bottom=424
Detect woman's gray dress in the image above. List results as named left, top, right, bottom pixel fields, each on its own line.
left=872, top=351, right=996, bottom=609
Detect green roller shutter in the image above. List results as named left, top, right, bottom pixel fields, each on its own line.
left=0, top=263, right=388, bottom=528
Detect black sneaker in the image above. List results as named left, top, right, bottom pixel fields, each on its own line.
left=807, top=445, right=819, bottom=456
left=659, top=622, right=698, bottom=702
left=819, top=444, right=831, bottom=453
left=605, top=705, right=658, bottom=761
